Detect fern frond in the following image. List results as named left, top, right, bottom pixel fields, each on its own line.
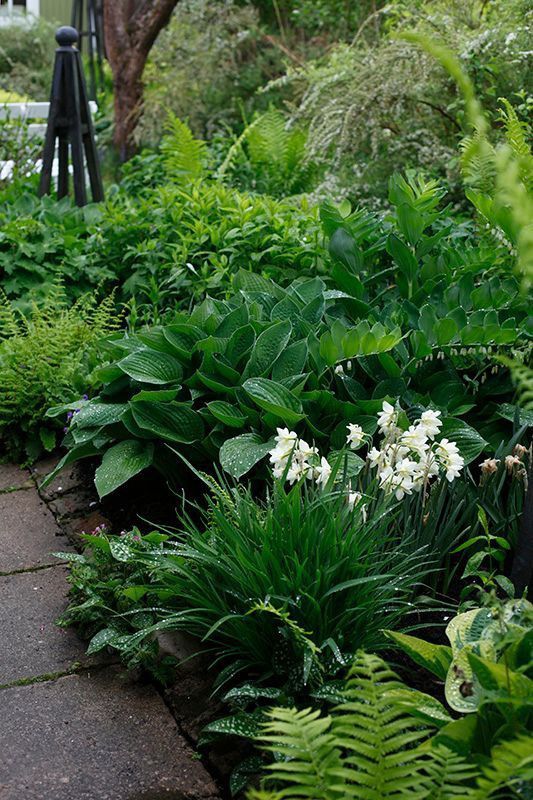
left=496, top=355, right=533, bottom=411
left=459, top=133, right=496, bottom=193
left=0, top=286, right=117, bottom=462
left=333, top=652, right=431, bottom=798
left=499, top=98, right=533, bottom=171
left=423, top=745, right=480, bottom=799
left=0, top=291, right=20, bottom=339
left=247, top=110, right=289, bottom=167
left=218, top=109, right=311, bottom=195
left=470, top=735, right=533, bottom=799
left=161, top=114, right=207, bottom=183
left=258, top=706, right=344, bottom=800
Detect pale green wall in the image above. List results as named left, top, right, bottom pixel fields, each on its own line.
left=40, top=0, right=71, bottom=24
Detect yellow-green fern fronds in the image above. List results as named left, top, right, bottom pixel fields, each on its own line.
left=470, top=735, right=533, bottom=799
left=257, top=705, right=343, bottom=800
left=499, top=97, right=533, bottom=190
left=161, top=114, right=207, bottom=183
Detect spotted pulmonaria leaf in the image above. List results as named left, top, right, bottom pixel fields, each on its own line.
left=87, top=627, right=121, bottom=655
left=201, top=710, right=265, bottom=740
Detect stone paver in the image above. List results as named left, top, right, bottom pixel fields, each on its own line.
left=30, top=457, right=84, bottom=501
left=0, top=463, right=219, bottom=799
left=0, top=463, right=32, bottom=492
left=0, top=667, right=219, bottom=800
left=0, top=488, right=72, bottom=573
left=0, top=567, right=87, bottom=685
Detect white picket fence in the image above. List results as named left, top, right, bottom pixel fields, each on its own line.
left=0, top=100, right=98, bottom=181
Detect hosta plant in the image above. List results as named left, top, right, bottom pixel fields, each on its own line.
left=387, top=596, right=533, bottom=755
left=43, top=272, right=408, bottom=496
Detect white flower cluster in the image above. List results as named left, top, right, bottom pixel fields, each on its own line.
left=366, top=402, right=464, bottom=500
left=269, top=428, right=332, bottom=487
left=267, top=401, right=465, bottom=506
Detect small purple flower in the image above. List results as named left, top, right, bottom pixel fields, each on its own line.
left=82, top=394, right=89, bottom=401
left=92, top=524, right=107, bottom=536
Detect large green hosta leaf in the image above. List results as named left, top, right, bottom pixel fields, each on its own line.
left=243, top=377, right=305, bottom=426
left=244, top=319, right=292, bottom=377
left=94, top=440, right=154, bottom=497
left=130, top=401, right=204, bottom=443
left=117, top=350, right=183, bottom=385
left=219, top=433, right=275, bottom=479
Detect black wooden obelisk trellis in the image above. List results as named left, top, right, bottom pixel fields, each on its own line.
left=71, top=0, right=105, bottom=101
left=38, top=26, right=104, bottom=208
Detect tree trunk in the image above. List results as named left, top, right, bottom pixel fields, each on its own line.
left=103, top=0, right=180, bottom=161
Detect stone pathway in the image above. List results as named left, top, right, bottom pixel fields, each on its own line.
left=0, top=462, right=220, bottom=800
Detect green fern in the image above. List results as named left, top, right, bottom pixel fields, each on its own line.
left=160, top=114, right=207, bottom=183
left=0, top=290, right=20, bottom=339
left=219, top=109, right=314, bottom=197
left=499, top=98, right=533, bottom=191
left=470, top=735, right=533, bottom=799
left=459, top=133, right=496, bottom=194
left=252, top=652, right=533, bottom=800
left=496, top=355, right=533, bottom=411
left=331, top=653, right=432, bottom=798
left=0, top=286, right=118, bottom=463
left=258, top=705, right=343, bottom=800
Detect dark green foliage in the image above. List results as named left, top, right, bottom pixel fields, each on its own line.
left=0, top=195, right=108, bottom=310
left=43, top=170, right=532, bottom=500
left=60, top=480, right=431, bottom=690
left=0, top=287, right=117, bottom=463
left=98, top=179, right=323, bottom=322
left=0, top=174, right=324, bottom=319
left=43, top=269, right=406, bottom=495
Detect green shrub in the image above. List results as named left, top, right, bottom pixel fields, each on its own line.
left=60, top=480, right=432, bottom=688
left=0, top=172, right=324, bottom=318
left=0, top=286, right=117, bottom=463
left=81, top=180, right=324, bottom=322
left=0, top=194, right=107, bottom=310
left=275, top=0, right=532, bottom=203
left=0, top=19, right=56, bottom=99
